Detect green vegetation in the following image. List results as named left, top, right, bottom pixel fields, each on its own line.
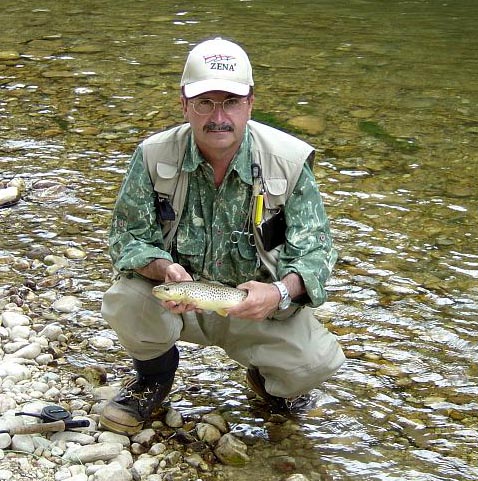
left=358, top=120, right=419, bottom=153
left=252, top=110, right=302, bottom=135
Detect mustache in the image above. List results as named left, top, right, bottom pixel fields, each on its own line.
left=204, top=122, right=234, bottom=132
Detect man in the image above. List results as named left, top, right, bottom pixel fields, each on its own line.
left=99, top=37, right=345, bottom=435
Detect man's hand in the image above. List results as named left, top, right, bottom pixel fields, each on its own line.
left=227, top=273, right=306, bottom=321
left=137, top=260, right=196, bottom=314
left=226, top=281, right=280, bottom=321
left=161, top=263, right=197, bottom=314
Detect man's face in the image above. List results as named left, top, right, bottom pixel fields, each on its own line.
left=181, top=90, right=254, bottom=159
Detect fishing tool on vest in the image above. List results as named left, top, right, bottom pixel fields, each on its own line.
left=251, top=163, right=264, bottom=226
left=251, top=162, right=287, bottom=251
left=230, top=196, right=256, bottom=247
left=230, top=163, right=262, bottom=247
left=0, top=405, right=90, bottom=435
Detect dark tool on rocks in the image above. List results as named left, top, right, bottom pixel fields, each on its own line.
left=0, top=405, right=90, bottom=435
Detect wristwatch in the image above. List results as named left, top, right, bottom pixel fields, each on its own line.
left=273, top=281, right=291, bottom=310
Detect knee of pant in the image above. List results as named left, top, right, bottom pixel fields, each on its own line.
left=262, top=351, right=345, bottom=398
left=101, top=277, right=182, bottom=349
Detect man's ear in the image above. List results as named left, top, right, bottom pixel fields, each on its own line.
left=247, top=94, right=255, bottom=120
left=180, top=96, right=188, bottom=120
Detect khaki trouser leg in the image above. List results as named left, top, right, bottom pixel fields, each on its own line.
left=101, top=275, right=212, bottom=360
left=220, top=307, right=345, bottom=398
left=102, top=275, right=345, bottom=397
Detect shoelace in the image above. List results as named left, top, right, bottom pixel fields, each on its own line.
left=285, top=394, right=311, bottom=412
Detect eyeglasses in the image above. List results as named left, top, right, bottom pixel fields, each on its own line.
left=189, top=97, right=249, bottom=115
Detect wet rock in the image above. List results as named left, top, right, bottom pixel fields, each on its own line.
left=288, top=115, right=326, bottom=135
left=41, top=70, right=77, bottom=78
left=184, top=453, right=209, bottom=471
left=91, top=464, right=132, bottom=481
left=64, top=247, right=87, bottom=260
left=201, top=413, right=228, bottom=433
left=131, top=455, right=159, bottom=478
left=196, top=422, right=221, bottom=445
left=165, top=408, right=183, bottom=428
left=97, top=431, right=131, bottom=447
left=26, top=246, right=52, bottom=260
left=170, top=428, right=196, bottom=444
left=214, top=433, right=249, bottom=466
left=0, top=51, right=21, bottom=61
left=270, top=454, right=297, bottom=474
left=0, top=394, right=16, bottom=413
left=44, top=255, right=69, bottom=268
left=11, top=434, right=35, bottom=453
left=0, top=187, right=21, bottom=208
left=1, top=311, right=31, bottom=328
left=52, top=296, right=82, bottom=313
left=285, top=475, right=310, bottom=481
left=131, top=428, right=156, bottom=446
left=164, top=449, right=182, bottom=466
left=49, top=431, right=96, bottom=445
left=63, top=442, right=123, bottom=463
left=89, top=336, right=114, bottom=350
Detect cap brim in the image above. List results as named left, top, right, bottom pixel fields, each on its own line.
left=183, top=79, right=251, bottom=98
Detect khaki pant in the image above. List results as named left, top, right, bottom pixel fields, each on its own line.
left=101, top=275, right=345, bottom=398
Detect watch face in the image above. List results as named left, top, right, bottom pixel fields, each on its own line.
left=274, top=281, right=291, bottom=310
left=279, top=296, right=291, bottom=310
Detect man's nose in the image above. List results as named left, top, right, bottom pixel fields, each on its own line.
left=211, top=102, right=228, bottom=121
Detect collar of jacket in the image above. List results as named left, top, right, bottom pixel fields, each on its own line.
left=183, top=127, right=253, bottom=186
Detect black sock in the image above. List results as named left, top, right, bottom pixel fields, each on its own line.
left=133, top=345, right=179, bottom=385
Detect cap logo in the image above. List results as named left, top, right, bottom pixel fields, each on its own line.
left=204, top=54, right=237, bottom=72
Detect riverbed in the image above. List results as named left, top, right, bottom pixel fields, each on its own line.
left=1, top=1, right=477, bottom=480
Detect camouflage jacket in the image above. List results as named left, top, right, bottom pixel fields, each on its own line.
left=109, top=121, right=337, bottom=307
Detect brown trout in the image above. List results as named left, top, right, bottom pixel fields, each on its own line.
left=152, top=281, right=247, bottom=317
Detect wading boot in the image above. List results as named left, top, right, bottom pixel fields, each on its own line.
left=246, top=367, right=312, bottom=414
left=100, top=346, right=179, bottom=435
left=99, top=376, right=173, bottom=435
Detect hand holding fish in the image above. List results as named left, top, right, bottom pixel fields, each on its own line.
left=153, top=279, right=281, bottom=321
left=226, top=280, right=280, bottom=321
left=161, top=263, right=196, bottom=314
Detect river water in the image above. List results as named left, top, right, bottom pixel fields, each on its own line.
left=1, top=1, right=477, bottom=480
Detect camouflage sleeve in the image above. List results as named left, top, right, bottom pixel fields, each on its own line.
left=277, top=163, right=338, bottom=307
left=109, top=146, right=173, bottom=272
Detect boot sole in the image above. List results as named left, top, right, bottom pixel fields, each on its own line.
left=99, top=402, right=144, bottom=436
left=99, top=413, right=143, bottom=435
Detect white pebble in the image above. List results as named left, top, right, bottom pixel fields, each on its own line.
left=52, top=296, right=82, bottom=313
left=89, top=336, right=114, bottom=350
left=1, top=311, right=31, bottom=328
left=0, top=361, right=31, bottom=381
left=9, top=342, right=42, bottom=360
left=38, top=323, right=63, bottom=341
left=9, top=325, right=31, bottom=340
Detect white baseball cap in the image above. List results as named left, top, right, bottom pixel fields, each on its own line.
left=180, top=37, right=254, bottom=98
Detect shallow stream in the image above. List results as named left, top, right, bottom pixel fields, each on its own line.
left=1, top=1, right=477, bottom=480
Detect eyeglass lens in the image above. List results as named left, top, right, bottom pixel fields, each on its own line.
left=191, top=98, right=247, bottom=115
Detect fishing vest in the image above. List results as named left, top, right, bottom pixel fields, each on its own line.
left=141, top=120, right=315, bottom=280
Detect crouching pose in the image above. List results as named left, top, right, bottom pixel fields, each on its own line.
left=100, top=37, right=345, bottom=435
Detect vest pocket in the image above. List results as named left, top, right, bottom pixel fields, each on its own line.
left=263, top=178, right=287, bottom=209
left=154, top=162, right=180, bottom=197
